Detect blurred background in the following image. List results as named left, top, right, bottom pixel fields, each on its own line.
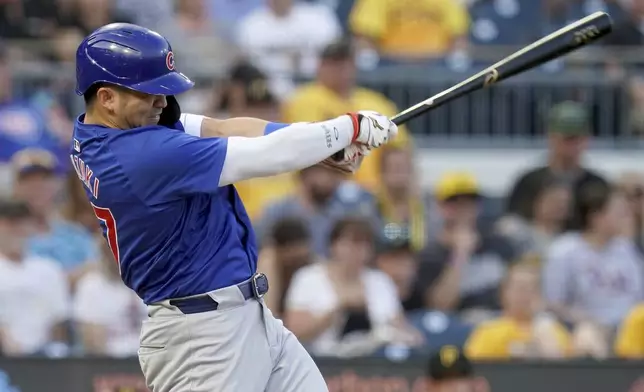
left=1, top=0, right=644, bottom=391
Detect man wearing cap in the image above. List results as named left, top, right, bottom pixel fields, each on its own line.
left=506, top=101, right=609, bottom=231
left=417, top=172, right=516, bottom=323
left=11, top=148, right=97, bottom=285
left=426, top=345, right=489, bottom=392
left=283, top=38, right=412, bottom=192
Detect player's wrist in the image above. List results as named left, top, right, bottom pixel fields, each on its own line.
left=345, top=113, right=361, bottom=142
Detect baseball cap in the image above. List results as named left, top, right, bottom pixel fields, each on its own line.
left=219, top=61, right=276, bottom=110
left=428, top=345, right=474, bottom=381
left=376, top=235, right=413, bottom=255
left=10, top=148, right=57, bottom=178
left=547, top=101, right=590, bottom=136
left=435, top=171, right=481, bottom=202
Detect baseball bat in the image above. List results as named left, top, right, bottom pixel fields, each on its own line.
left=333, top=11, right=612, bottom=160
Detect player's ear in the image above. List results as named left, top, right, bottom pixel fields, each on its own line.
left=96, top=86, right=118, bottom=112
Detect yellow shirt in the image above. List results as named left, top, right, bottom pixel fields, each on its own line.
left=465, top=317, right=571, bottom=359
left=615, top=304, right=644, bottom=358
left=282, top=82, right=411, bottom=191
left=350, top=0, right=469, bottom=57
left=234, top=174, right=296, bottom=221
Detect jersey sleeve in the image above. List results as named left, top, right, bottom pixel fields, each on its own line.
left=113, top=127, right=228, bottom=204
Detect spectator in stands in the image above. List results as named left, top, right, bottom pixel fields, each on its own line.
left=417, top=171, right=516, bottom=323
left=374, top=238, right=423, bottom=312
left=73, top=234, right=146, bottom=357
left=283, top=39, right=412, bottom=191
left=426, top=346, right=489, bottom=392
left=212, top=61, right=296, bottom=220
left=465, top=263, right=572, bottom=360
left=614, top=303, right=644, bottom=358
left=164, top=0, right=237, bottom=77
left=497, top=176, right=571, bottom=258
left=257, top=217, right=317, bottom=318
left=0, top=0, right=59, bottom=40
left=349, top=0, right=470, bottom=63
left=601, top=0, right=644, bottom=46
left=11, top=149, right=97, bottom=286
left=616, top=172, right=644, bottom=252
left=0, top=198, right=70, bottom=356
left=56, top=0, right=133, bottom=36
left=375, top=146, right=436, bottom=252
left=506, top=101, right=609, bottom=231
left=284, top=217, right=421, bottom=357
left=208, top=0, right=264, bottom=41
left=0, top=49, right=69, bottom=171
left=114, top=0, right=174, bottom=35
left=543, top=185, right=644, bottom=331
left=256, top=164, right=375, bottom=257
left=236, top=0, right=342, bottom=98
left=62, top=171, right=99, bottom=234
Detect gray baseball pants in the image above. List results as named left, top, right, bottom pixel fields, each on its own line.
left=138, top=282, right=328, bottom=392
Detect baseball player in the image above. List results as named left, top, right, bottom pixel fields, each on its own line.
left=70, top=23, right=397, bottom=392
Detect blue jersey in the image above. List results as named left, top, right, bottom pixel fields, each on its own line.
left=69, top=115, right=258, bottom=304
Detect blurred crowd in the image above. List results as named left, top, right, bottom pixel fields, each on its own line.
left=1, top=0, right=644, bottom=365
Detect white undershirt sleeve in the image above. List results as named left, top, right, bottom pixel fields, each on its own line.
left=179, top=113, right=205, bottom=137
left=218, top=116, right=354, bottom=186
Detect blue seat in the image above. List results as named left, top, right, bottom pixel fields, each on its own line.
left=407, top=310, right=474, bottom=351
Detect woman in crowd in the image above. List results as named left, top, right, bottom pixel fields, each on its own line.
left=283, top=216, right=422, bottom=357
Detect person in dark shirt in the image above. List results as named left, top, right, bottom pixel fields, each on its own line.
left=506, top=101, right=609, bottom=231
left=374, top=237, right=423, bottom=312
left=417, top=172, right=516, bottom=322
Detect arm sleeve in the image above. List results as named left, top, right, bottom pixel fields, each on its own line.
left=219, top=116, right=353, bottom=186
left=179, top=113, right=205, bottom=137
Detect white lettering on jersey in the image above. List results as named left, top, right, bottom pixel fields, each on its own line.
left=70, top=154, right=99, bottom=199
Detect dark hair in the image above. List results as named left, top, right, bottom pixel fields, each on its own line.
left=0, top=198, right=31, bottom=220
left=578, top=183, right=614, bottom=230
left=268, top=217, right=310, bottom=247
left=83, top=82, right=106, bottom=105
left=329, top=216, right=374, bottom=245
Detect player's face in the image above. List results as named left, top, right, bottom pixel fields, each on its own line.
left=116, top=89, right=167, bottom=128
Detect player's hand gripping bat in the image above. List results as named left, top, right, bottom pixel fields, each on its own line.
left=324, top=11, right=613, bottom=172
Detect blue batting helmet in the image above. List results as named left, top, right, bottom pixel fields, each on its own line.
left=75, top=23, right=194, bottom=96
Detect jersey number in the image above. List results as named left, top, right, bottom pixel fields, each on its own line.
left=91, top=204, right=120, bottom=264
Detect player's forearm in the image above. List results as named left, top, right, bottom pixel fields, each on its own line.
left=180, top=114, right=279, bottom=138
left=218, top=116, right=354, bottom=186
left=202, top=117, right=270, bottom=138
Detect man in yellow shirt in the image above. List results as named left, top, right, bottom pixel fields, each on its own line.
left=465, top=263, right=572, bottom=360
left=615, top=304, right=644, bottom=358
left=349, top=0, right=470, bottom=60
left=282, top=39, right=411, bottom=191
